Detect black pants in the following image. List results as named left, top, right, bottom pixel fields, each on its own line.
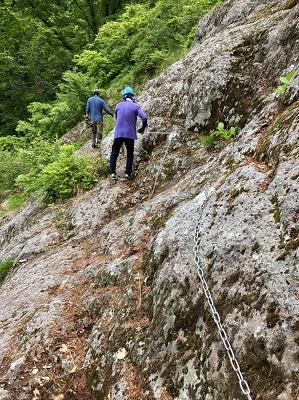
left=109, top=137, right=135, bottom=176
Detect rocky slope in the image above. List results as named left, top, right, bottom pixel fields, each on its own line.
left=0, top=0, right=298, bottom=399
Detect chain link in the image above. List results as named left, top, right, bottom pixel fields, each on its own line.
left=193, top=192, right=252, bottom=400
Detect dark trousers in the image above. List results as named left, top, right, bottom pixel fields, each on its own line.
left=109, top=137, right=135, bottom=176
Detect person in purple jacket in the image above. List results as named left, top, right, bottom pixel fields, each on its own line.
left=109, top=87, right=147, bottom=180
left=85, top=89, right=114, bottom=148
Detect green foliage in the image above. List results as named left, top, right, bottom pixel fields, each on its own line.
left=0, top=134, right=109, bottom=208
left=57, top=69, right=97, bottom=116
left=15, top=143, right=101, bottom=202
left=201, top=122, right=237, bottom=148
left=271, top=70, right=296, bottom=99
left=102, top=116, right=116, bottom=140
left=211, top=122, right=236, bottom=140
left=80, top=0, right=220, bottom=80
left=200, top=135, right=215, bottom=147
left=5, top=193, right=25, bottom=211
left=0, top=0, right=141, bottom=136
left=0, top=150, right=23, bottom=196
left=16, top=70, right=97, bottom=139
left=0, top=0, right=223, bottom=207
left=0, top=135, right=29, bottom=198
left=0, top=4, right=81, bottom=136
left=15, top=137, right=61, bottom=181
left=75, top=51, right=114, bottom=85
left=1, top=0, right=220, bottom=138
left=0, top=135, right=27, bottom=152
left=0, top=258, right=14, bottom=282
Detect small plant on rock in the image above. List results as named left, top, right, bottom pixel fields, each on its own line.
left=0, top=258, right=14, bottom=282
left=211, top=122, right=236, bottom=140
left=201, top=122, right=237, bottom=148
left=271, top=70, right=296, bottom=99
left=200, top=134, right=216, bottom=147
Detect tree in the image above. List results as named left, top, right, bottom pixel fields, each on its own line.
left=0, top=2, right=84, bottom=135
left=0, top=0, right=133, bottom=135
left=67, top=0, right=129, bottom=43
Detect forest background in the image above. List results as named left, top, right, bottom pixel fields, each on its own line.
left=0, top=0, right=220, bottom=212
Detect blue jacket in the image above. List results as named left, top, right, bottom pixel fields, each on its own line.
left=86, top=95, right=113, bottom=121
left=114, top=99, right=147, bottom=140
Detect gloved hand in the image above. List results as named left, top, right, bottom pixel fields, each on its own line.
left=137, top=128, right=144, bottom=134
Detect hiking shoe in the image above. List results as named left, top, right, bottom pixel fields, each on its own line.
left=92, top=142, right=97, bottom=148
left=123, top=174, right=131, bottom=180
left=109, top=173, right=117, bottom=180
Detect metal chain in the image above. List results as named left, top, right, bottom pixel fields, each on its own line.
left=193, top=192, right=252, bottom=400
left=144, top=131, right=173, bottom=135
left=148, top=131, right=177, bottom=199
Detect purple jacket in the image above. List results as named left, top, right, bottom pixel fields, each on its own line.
left=114, top=99, right=147, bottom=140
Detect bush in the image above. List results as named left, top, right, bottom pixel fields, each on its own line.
left=16, top=70, right=97, bottom=140
left=1, top=135, right=105, bottom=208
left=0, top=135, right=27, bottom=152
left=15, top=143, right=101, bottom=202
left=0, top=150, right=23, bottom=195
left=14, top=138, right=61, bottom=192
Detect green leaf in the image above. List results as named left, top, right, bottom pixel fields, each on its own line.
left=229, top=127, right=236, bottom=136
left=279, top=77, right=289, bottom=84
left=286, top=70, right=296, bottom=81
left=275, top=85, right=286, bottom=95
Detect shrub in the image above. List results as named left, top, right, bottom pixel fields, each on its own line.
left=0, top=150, right=23, bottom=195
left=16, top=144, right=101, bottom=202
left=16, top=70, right=97, bottom=140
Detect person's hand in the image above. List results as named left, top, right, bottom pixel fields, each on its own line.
left=137, top=128, right=144, bottom=134
left=85, top=116, right=90, bottom=121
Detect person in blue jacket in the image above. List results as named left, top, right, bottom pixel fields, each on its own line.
left=85, top=89, right=114, bottom=148
left=109, top=87, right=147, bottom=180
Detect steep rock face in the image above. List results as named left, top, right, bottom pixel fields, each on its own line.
left=0, top=0, right=299, bottom=400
